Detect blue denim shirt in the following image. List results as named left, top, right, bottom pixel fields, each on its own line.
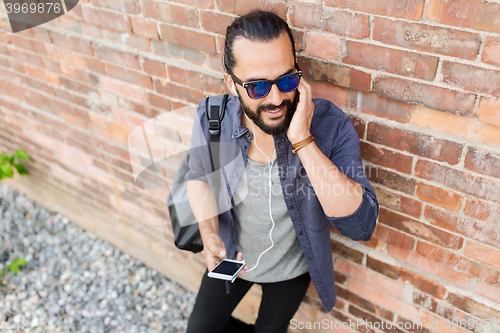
left=186, top=94, right=379, bottom=311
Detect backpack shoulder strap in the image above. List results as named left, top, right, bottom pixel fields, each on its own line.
left=205, top=94, right=229, bottom=137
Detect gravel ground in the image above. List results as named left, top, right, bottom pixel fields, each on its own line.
left=0, top=183, right=196, bottom=333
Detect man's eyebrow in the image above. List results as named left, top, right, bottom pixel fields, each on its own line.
left=245, top=67, right=295, bottom=82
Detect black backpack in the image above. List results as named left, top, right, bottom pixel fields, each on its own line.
left=167, top=94, right=229, bottom=253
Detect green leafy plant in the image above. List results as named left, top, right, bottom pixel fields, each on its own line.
left=0, top=258, right=28, bottom=284
left=0, top=149, right=29, bottom=179
left=0, top=149, right=30, bottom=285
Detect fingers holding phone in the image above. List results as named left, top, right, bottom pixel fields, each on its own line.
left=235, top=251, right=248, bottom=277
left=203, top=233, right=227, bottom=271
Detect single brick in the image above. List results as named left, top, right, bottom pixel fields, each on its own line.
left=154, top=79, right=206, bottom=104
left=343, top=41, right=438, bottom=80
left=349, top=279, right=419, bottom=321
left=291, top=29, right=305, bottom=53
left=464, top=198, right=500, bottom=227
left=310, top=81, right=347, bottom=107
left=482, top=36, right=500, bottom=67
left=330, top=240, right=364, bottom=264
left=400, top=269, right=447, bottom=299
left=325, top=0, right=425, bottom=20
left=476, top=97, right=500, bottom=128
left=144, top=1, right=199, bottom=28
left=349, top=89, right=414, bottom=124
left=442, top=61, right=500, bottom=98
left=217, top=0, right=286, bottom=16
left=350, top=115, right=365, bottom=139
left=367, top=122, right=463, bottom=165
left=142, top=58, right=166, bottom=78
left=93, top=44, right=141, bottom=70
left=9, top=34, right=46, bottom=55
left=365, top=164, right=417, bottom=194
left=336, top=285, right=394, bottom=321
left=102, top=29, right=151, bottom=52
left=373, top=17, right=481, bottom=60
left=366, top=256, right=401, bottom=280
left=89, top=112, right=132, bottom=146
left=299, top=57, right=371, bottom=92
left=167, top=66, right=226, bottom=95
left=131, top=17, right=159, bottom=40
left=59, top=64, right=91, bottom=84
left=389, top=244, right=470, bottom=288
left=380, top=208, right=464, bottom=250
left=374, top=224, right=415, bottom=250
left=305, top=32, right=340, bottom=61
left=426, top=0, right=500, bottom=34
left=107, top=64, right=153, bottom=90
left=98, top=76, right=147, bottom=104
left=447, top=292, right=500, bottom=320
left=290, top=5, right=369, bottom=39
left=153, top=41, right=207, bottom=66
left=412, top=106, right=500, bottom=149
left=416, top=183, right=463, bottom=212
left=464, top=242, right=500, bottom=271
left=373, top=75, right=476, bottom=116
left=172, top=0, right=213, bottom=9
left=159, top=25, right=216, bottom=54
left=373, top=186, right=422, bottom=218
left=360, top=142, right=413, bottom=174
left=90, top=0, right=139, bottom=14
left=81, top=6, right=131, bottom=33
left=424, top=206, right=500, bottom=248
left=200, top=10, right=234, bottom=35
left=415, top=158, right=500, bottom=204
left=337, top=259, right=405, bottom=298
left=474, top=280, right=500, bottom=303
left=464, top=148, right=500, bottom=179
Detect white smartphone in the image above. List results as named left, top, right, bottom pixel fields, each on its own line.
left=208, top=259, right=246, bottom=283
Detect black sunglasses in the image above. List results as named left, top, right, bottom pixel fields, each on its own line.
left=231, top=64, right=302, bottom=99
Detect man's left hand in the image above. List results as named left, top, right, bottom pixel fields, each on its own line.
left=287, top=79, right=314, bottom=144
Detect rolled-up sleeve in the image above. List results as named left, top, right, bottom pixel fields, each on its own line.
left=326, top=112, right=379, bottom=241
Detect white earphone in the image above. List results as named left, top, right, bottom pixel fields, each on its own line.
left=243, top=112, right=276, bottom=273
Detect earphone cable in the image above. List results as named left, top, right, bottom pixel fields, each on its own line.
left=243, top=112, right=276, bottom=273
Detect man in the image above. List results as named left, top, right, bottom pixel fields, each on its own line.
left=184, top=10, right=379, bottom=333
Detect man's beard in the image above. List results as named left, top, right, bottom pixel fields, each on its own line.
left=237, top=92, right=298, bottom=135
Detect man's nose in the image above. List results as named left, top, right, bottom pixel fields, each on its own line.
left=265, top=83, right=285, bottom=106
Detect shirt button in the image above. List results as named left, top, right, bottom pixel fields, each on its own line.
left=242, top=145, right=247, bottom=149
left=233, top=131, right=238, bottom=136
left=281, top=174, right=286, bottom=180
left=233, top=173, right=238, bottom=178
left=246, top=133, right=250, bottom=138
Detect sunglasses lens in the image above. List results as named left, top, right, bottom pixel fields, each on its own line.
left=278, top=74, right=300, bottom=92
left=247, top=81, right=270, bottom=99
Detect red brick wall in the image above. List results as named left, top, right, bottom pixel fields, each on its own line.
left=1, top=0, right=500, bottom=332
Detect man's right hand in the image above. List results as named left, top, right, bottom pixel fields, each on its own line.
left=203, top=233, right=227, bottom=271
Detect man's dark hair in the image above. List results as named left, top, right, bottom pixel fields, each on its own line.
left=223, top=10, right=296, bottom=75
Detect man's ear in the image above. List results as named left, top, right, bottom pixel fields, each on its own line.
left=224, top=73, right=238, bottom=96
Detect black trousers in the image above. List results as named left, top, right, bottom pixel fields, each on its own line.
left=186, top=271, right=311, bottom=333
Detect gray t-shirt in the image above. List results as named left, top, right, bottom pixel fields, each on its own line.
left=231, top=157, right=309, bottom=283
